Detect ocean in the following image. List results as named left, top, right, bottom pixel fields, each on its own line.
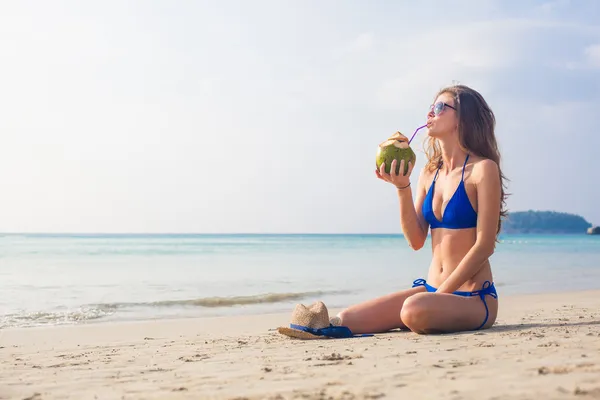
left=1, top=233, right=599, bottom=329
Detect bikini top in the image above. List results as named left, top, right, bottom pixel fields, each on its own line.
left=422, top=155, right=478, bottom=230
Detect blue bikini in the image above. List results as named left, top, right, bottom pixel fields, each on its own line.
left=413, top=155, right=498, bottom=330
left=422, top=154, right=478, bottom=230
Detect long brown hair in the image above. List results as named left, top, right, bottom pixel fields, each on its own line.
left=423, top=84, right=509, bottom=236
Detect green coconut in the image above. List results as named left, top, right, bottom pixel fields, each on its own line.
left=376, top=132, right=416, bottom=175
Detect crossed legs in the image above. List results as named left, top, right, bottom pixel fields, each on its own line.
left=336, top=286, right=498, bottom=335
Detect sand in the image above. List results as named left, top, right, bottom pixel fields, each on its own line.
left=2, top=290, right=600, bottom=400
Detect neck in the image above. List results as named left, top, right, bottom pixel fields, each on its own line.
left=438, top=138, right=468, bottom=172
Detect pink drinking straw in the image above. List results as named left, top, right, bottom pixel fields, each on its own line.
left=408, top=124, right=428, bottom=145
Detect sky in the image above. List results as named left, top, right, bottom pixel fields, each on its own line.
left=0, top=0, right=599, bottom=233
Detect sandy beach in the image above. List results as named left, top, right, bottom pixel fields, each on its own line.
left=2, top=289, right=600, bottom=400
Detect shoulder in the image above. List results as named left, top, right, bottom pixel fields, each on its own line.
left=469, top=157, right=499, bottom=183
left=418, top=165, right=436, bottom=180
left=417, top=165, right=436, bottom=187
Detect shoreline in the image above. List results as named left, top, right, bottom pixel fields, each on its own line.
left=4, top=284, right=600, bottom=332
left=5, top=287, right=600, bottom=333
left=2, top=289, right=600, bottom=399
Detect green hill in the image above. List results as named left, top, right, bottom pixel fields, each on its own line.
left=502, top=210, right=592, bottom=234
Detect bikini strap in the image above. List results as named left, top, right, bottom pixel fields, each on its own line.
left=461, top=154, right=470, bottom=181
left=435, top=155, right=468, bottom=182
left=433, top=160, right=442, bottom=182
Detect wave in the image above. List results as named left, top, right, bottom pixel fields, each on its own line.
left=94, top=290, right=351, bottom=310
left=0, top=290, right=351, bottom=329
left=0, top=307, right=115, bottom=329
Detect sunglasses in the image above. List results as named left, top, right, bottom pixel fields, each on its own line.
left=430, top=101, right=457, bottom=116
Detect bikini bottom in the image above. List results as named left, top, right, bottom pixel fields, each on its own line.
left=411, top=278, right=498, bottom=331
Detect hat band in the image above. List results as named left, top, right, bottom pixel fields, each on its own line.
left=289, top=323, right=373, bottom=338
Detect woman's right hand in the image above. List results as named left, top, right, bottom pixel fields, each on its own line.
left=375, top=159, right=415, bottom=189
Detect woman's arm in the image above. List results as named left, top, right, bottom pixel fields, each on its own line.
left=435, top=159, right=501, bottom=293
left=396, top=167, right=429, bottom=250
left=376, top=159, right=429, bottom=250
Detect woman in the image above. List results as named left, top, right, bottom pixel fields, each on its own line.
left=336, top=84, right=508, bottom=334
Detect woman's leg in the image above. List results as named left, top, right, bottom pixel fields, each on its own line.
left=401, top=292, right=499, bottom=334
left=336, top=286, right=426, bottom=334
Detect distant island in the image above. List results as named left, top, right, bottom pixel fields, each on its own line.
left=502, top=210, right=594, bottom=234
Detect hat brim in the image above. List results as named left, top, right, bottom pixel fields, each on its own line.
left=277, top=326, right=328, bottom=340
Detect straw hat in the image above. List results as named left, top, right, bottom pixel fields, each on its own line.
left=277, top=301, right=352, bottom=340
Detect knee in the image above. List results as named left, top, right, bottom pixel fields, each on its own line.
left=400, top=294, right=432, bottom=334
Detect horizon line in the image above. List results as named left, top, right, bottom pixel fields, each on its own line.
left=0, top=231, right=589, bottom=236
